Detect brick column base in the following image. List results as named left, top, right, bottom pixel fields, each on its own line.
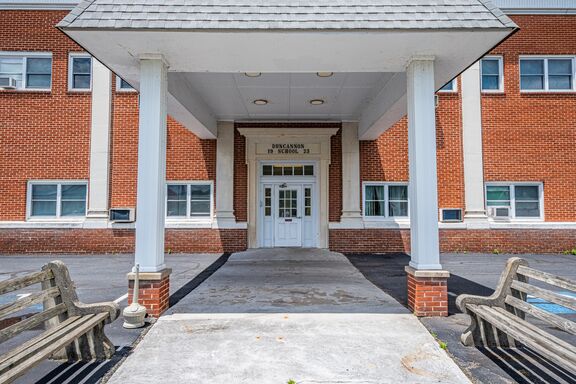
left=127, top=268, right=172, bottom=318
left=405, top=266, right=450, bottom=317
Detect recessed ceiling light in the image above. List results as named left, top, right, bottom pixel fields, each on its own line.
left=253, top=99, right=268, bottom=105
left=317, top=72, right=334, bottom=77
left=309, top=99, right=325, bottom=105
left=245, top=72, right=262, bottom=77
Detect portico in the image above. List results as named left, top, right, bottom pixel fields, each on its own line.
left=58, top=0, right=516, bottom=316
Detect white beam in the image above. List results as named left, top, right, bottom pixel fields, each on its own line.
left=214, top=121, right=237, bottom=227
left=87, top=59, right=112, bottom=220
left=340, top=122, right=362, bottom=226
left=407, top=58, right=441, bottom=270
left=461, top=62, right=489, bottom=224
left=135, top=56, right=168, bottom=273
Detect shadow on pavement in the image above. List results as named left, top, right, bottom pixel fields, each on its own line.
left=345, top=252, right=576, bottom=384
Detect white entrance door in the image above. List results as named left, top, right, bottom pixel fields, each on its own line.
left=274, top=185, right=302, bottom=247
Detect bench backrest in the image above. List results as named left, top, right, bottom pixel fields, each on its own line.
left=0, top=261, right=75, bottom=345
left=503, top=258, right=576, bottom=336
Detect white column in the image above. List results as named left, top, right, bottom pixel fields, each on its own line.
left=214, top=121, right=236, bottom=227
left=135, top=55, right=168, bottom=272
left=340, top=121, right=363, bottom=227
left=86, top=59, right=112, bottom=220
left=461, top=62, right=488, bottom=225
left=407, top=58, right=441, bottom=270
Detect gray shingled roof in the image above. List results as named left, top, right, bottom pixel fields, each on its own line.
left=58, top=0, right=516, bottom=30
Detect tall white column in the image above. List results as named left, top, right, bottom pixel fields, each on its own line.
left=407, top=58, right=441, bottom=270
left=135, top=55, right=168, bottom=272
left=86, top=59, right=112, bottom=220
left=461, top=62, right=488, bottom=224
left=214, top=121, right=236, bottom=227
left=340, top=121, right=363, bottom=227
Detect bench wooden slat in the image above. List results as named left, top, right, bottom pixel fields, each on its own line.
left=0, top=270, right=53, bottom=296
left=505, top=295, right=576, bottom=336
left=470, top=304, right=576, bottom=372
left=511, top=280, right=576, bottom=312
left=0, top=286, right=60, bottom=320
left=0, top=302, right=68, bottom=344
left=517, top=266, right=576, bottom=293
left=0, top=312, right=108, bottom=383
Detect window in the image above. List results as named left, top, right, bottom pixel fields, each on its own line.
left=481, top=56, right=503, bottom=91
left=116, top=76, right=135, bottom=92
left=520, top=57, right=575, bottom=91
left=364, top=183, right=408, bottom=218
left=28, top=182, right=87, bottom=219
left=262, top=164, right=314, bottom=176
left=486, top=183, right=543, bottom=219
left=69, top=53, right=92, bottom=90
left=438, top=79, right=457, bottom=92
left=0, top=53, right=52, bottom=90
left=166, top=182, right=212, bottom=219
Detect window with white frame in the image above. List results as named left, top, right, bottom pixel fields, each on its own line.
left=520, top=57, right=575, bottom=91
left=28, top=182, right=87, bottom=219
left=438, top=79, right=457, bottom=92
left=69, top=53, right=92, bottom=90
left=0, top=53, right=52, bottom=90
left=166, top=182, right=212, bottom=219
left=486, top=183, right=543, bottom=219
left=481, top=56, right=503, bottom=91
left=116, top=76, right=135, bottom=91
left=364, top=183, right=409, bottom=218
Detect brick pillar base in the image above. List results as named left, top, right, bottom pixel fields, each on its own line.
left=405, top=266, right=449, bottom=317
left=127, top=268, right=172, bottom=318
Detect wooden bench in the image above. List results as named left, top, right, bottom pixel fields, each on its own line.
left=0, top=260, right=120, bottom=383
left=456, top=257, right=576, bottom=373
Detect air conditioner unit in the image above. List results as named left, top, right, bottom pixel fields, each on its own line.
left=0, top=77, right=17, bottom=90
left=488, top=206, right=510, bottom=220
left=109, top=208, right=135, bottom=223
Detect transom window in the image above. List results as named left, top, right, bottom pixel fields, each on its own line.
left=486, top=183, right=543, bottom=219
left=262, top=164, right=314, bottom=176
left=364, top=183, right=409, bottom=218
left=166, top=182, right=212, bottom=219
left=69, top=53, right=92, bottom=90
left=520, top=57, right=575, bottom=91
left=28, top=182, right=87, bottom=219
left=0, top=53, right=52, bottom=90
left=481, top=56, right=503, bottom=91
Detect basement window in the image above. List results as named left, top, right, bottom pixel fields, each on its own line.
left=27, top=182, right=87, bottom=219
left=0, top=52, right=52, bottom=90
left=166, top=182, right=213, bottom=219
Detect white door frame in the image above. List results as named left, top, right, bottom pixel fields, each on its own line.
left=239, top=127, right=338, bottom=248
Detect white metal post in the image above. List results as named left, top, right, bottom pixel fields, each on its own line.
left=406, top=58, right=442, bottom=270
left=135, top=56, right=168, bottom=272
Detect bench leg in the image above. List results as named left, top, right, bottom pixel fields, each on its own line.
left=461, top=312, right=482, bottom=346
left=91, top=321, right=115, bottom=360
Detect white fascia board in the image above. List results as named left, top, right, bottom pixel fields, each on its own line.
left=495, top=0, right=576, bottom=14
left=0, top=0, right=77, bottom=10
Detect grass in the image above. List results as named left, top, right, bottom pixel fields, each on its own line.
left=287, top=380, right=296, bottom=384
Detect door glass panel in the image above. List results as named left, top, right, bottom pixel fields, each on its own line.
left=264, top=187, right=272, bottom=216
left=278, top=189, right=298, bottom=218
left=304, top=187, right=312, bottom=216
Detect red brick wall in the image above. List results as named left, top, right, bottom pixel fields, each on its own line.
left=329, top=228, right=576, bottom=254
left=0, top=10, right=90, bottom=220
left=482, top=15, right=576, bottom=221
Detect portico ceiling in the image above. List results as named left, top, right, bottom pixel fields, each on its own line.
left=58, top=0, right=517, bottom=140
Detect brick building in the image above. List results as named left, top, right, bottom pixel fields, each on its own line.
left=1, top=0, right=575, bottom=316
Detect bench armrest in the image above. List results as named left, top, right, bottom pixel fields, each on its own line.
left=73, top=301, right=120, bottom=323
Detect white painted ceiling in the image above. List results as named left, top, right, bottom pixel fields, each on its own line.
left=175, top=72, right=395, bottom=121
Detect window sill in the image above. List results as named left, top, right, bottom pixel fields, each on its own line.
left=0, top=89, right=51, bottom=93
left=481, top=91, right=505, bottom=95
left=520, top=91, right=576, bottom=95
left=67, top=89, right=92, bottom=94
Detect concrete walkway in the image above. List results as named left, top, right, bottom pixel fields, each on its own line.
left=108, top=249, right=470, bottom=383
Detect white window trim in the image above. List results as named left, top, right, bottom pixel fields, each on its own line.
left=26, top=180, right=88, bottom=221
left=485, top=182, right=544, bottom=221
left=0, top=51, right=52, bottom=91
left=362, top=182, right=410, bottom=221
left=437, top=78, right=458, bottom=93
left=116, top=75, right=137, bottom=92
left=481, top=55, right=504, bottom=93
left=165, top=181, right=214, bottom=222
left=68, top=53, right=92, bottom=92
left=519, top=55, right=576, bottom=93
